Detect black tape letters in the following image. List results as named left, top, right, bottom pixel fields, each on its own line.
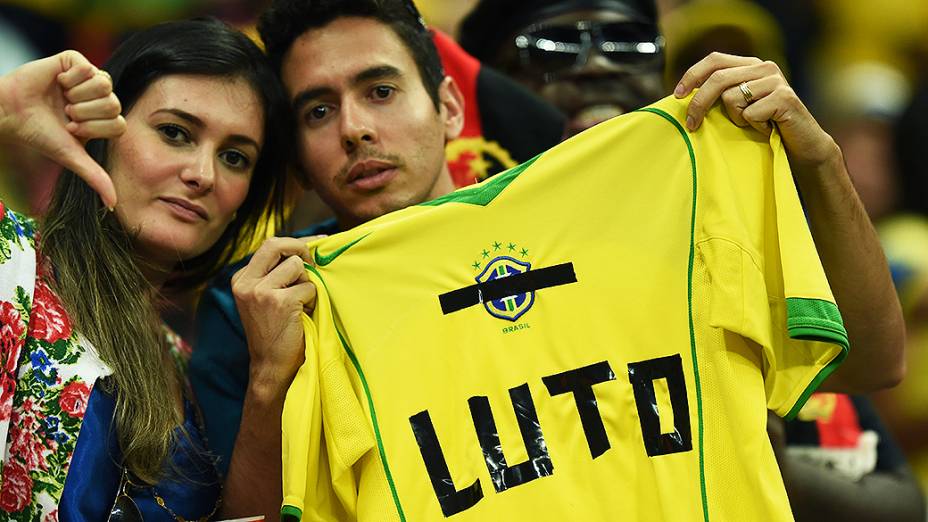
left=468, top=383, right=554, bottom=493
left=627, top=354, right=692, bottom=456
left=409, top=410, right=484, bottom=516
left=542, top=361, right=616, bottom=459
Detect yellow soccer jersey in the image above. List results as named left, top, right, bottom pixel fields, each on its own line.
left=281, top=95, right=848, bottom=522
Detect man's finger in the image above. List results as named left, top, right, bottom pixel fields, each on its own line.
left=260, top=255, right=311, bottom=289
left=284, top=280, right=318, bottom=308
left=246, top=238, right=314, bottom=277
left=674, top=52, right=761, bottom=98
left=685, top=63, right=778, bottom=131
left=741, top=97, right=777, bottom=136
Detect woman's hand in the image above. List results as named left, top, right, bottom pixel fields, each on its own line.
left=0, top=50, right=125, bottom=207
left=232, top=236, right=323, bottom=398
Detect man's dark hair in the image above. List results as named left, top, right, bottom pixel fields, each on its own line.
left=259, top=0, right=445, bottom=110
left=459, top=0, right=659, bottom=64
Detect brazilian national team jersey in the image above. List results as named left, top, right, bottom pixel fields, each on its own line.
left=280, top=95, right=848, bottom=522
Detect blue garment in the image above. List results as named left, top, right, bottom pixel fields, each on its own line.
left=59, top=385, right=221, bottom=521
left=190, top=219, right=339, bottom=475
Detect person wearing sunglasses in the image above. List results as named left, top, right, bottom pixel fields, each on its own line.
left=460, top=0, right=664, bottom=138
left=0, top=18, right=293, bottom=520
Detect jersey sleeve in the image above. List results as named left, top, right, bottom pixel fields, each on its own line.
left=281, top=266, right=375, bottom=521
left=696, top=115, right=849, bottom=420
left=761, top=130, right=848, bottom=418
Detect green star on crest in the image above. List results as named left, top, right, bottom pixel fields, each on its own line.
left=507, top=242, right=516, bottom=252
left=472, top=261, right=481, bottom=270
left=520, top=248, right=529, bottom=257
left=492, top=241, right=502, bottom=250
left=482, top=249, right=490, bottom=258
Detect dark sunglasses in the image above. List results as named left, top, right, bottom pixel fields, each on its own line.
left=107, top=469, right=142, bottom=522
left=514, top=20, right=664, bottom=76
left=107, top=467, right=221, bottom=521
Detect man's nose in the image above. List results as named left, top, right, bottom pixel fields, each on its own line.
left=340, top=101, right=377, bottom=153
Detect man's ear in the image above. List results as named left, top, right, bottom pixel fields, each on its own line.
left=438, top=75, right=465, bottom=142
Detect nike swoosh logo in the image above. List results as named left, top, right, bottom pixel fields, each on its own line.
left=313, top=234, right=370, bottom=266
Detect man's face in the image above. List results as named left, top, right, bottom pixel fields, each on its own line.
left=497, top=9, right=665, bottom=137
left=282, top=17, right=460, bottom=229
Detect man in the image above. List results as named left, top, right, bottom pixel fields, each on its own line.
left=197, top=0, right=904, bottom=517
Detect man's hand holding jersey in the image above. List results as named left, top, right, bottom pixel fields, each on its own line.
left=673, top=52, right=906, bottom=393
left=233, top=236, right=322, bottom=394
left=224, top=235, right=322, bottom=517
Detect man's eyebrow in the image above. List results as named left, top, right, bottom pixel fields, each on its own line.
left=152, top=108, right=259, bottom=150
left=353, top=65, right=402, bottom=85
left=292, top=87, right=333, bottom=113
left=291, top=65, right=404, bottom=112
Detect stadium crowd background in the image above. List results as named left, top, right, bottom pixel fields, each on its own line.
left=3, top=0, right=928, bottom=509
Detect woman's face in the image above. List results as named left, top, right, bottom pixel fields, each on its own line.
left=108, top=74, right=264, bottom=268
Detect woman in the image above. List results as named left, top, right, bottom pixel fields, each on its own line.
left=0, top=18, right=293, bottom=519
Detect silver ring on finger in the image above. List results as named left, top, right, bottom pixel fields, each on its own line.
left=739, top=81, right=754, bottom=104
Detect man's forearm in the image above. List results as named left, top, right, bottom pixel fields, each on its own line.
left=793, top=143, right=905, bottom=392
left=220, top=377, right=288, bottom=521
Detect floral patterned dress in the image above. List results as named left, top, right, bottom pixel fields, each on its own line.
left=0, top=203, right=218, bottom=520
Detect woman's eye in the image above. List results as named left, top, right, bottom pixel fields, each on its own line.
left=220, top=150, right=250, bottom=170
left=372, top=85, right=395, bottom=100
left=158, top=124, right=190, bottom=143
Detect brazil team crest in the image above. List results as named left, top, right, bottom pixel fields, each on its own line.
left=438, top=240, right=577, bottom=324
left=466, top=241, right=534, bottom=322
left=476, top=256, right=534, bottom=321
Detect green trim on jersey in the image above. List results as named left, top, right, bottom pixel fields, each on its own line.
left=314, top=233, right=371, bottom=267
left=305, top=264, right=408, bottom=522
left=280, top=505, right=302, bottom=521
left=421, top=153, right=541, bottom=207
left=785, top=297, right=847, bottom=343
left=638, top=106, right=710, bottom=522
left=783, top=298, right=850, bottom=420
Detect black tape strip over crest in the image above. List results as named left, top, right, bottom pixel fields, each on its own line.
left=439, top=262, right=577, bottom=315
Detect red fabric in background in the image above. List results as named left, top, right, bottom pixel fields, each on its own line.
left=431, top=29, right=482, bottom=139
left=817, top=394, right=862, bottom=448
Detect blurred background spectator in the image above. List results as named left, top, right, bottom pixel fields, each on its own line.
left=458, top=0, right=665, bottom=137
